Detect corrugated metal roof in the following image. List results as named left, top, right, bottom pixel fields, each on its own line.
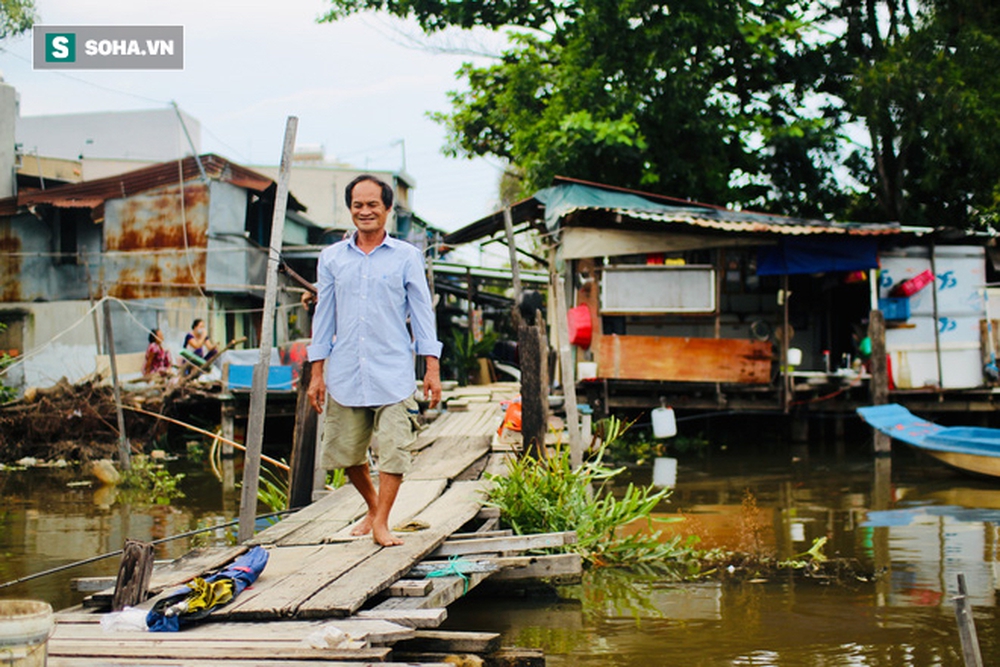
left=442, top=179, right=905, bottom=246
left=0, top=154, right=304, bottom=218
left=569, top=205, right=902, bottom=236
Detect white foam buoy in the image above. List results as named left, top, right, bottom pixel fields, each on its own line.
left=652, top=406, right=677, bottom=439
left=652, top=457, right=678, bottom=488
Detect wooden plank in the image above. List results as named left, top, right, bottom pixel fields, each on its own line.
left=49, top=660, right=418, bottom=667
left=370, top=572, right=493, bottom=612
left=431, top=531, right=576, bottom=557
left=354, top=608, right=447, bottom=629
left=112, top=539, right=155, bottom=611
left=71, top=576, right=117, bottom=592
left=488, top=553, right=583, bottom=582
left=213, top=540, right=374, bottom=619
left=288, top=479, right=448, bottom=546
left=596, top=334, right=772, bottom=384
left=408, top=436, right=492, bottom=481
left=400, top=630, right=501, bottom=654
left=388, top=579, right=432, bottom=597
left=249, top=484, right=367, bottom=546
left=449, top=530, right=513, bottom=540
left=47, top=641, right=391, bottom=662
left=54, top=618, right=413, bottom=645
left=296, top=481, right=488, bottom=617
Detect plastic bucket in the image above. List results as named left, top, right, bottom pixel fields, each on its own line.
left=652, top=457, right=678, bottom=488
left=0, top=599, right=53, bottom=667
left=651, top=406, right=677, bottom=439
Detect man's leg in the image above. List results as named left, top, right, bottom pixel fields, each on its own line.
left=346, top=464, right=377, bottom=536
left=371, top=471, right=403, bottom=547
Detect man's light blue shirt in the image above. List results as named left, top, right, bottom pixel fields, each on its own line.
left=307, top=232, right=442, bottom=407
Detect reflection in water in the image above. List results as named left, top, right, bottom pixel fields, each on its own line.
left=4, top=451, right=1000, bottom=665
left=0, top=460, right=238, bottom=610
left=447, top=454, right=1000, bottom=666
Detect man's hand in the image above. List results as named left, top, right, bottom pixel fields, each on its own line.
left=423, top=356, right=442, bottom=409
left=307, top=360, right=326, bottom=414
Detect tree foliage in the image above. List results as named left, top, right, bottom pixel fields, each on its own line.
left=0, top=0, right=35, bottom=40
left=322, top=0, right=1000, bottom=229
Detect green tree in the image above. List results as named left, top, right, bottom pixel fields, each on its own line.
left=0, top=0, right=35, bottom=40
left=322, top=0, right=828, bottom=210
left=322, top=0, right=1000, bottom=228
left=821, top=0, right=1000, bottom=227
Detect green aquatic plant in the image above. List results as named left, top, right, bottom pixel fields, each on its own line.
left=486, top=440, right=695, bottom=572
left=118, top=455, right=185, bottom=506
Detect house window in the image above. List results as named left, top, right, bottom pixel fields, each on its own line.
left=601, top=265, right=716, bottom=314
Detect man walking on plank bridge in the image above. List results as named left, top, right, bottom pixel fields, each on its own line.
left=307, top=174, right=443, bottom=547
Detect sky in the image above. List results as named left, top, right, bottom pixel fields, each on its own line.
left=0, top=0, right=512, bottom=233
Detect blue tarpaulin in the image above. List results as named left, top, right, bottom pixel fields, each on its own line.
left=757, top=237, right=879, bottom=276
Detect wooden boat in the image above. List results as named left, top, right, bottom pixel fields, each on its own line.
left=857, top=404, right=1000, bottom=478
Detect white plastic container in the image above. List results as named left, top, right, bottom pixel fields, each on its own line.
left=653, top=456, right=678, bottom=488
left=577, top=361, right=598, bottom=380
left=652, top=406, right=677, bottom=439
left=786, top=347, right=802, bottom=367
left=0, top=599, right=53, bottom=667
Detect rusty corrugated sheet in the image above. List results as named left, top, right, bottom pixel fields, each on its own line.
left=0, top=223, right=21, bottom=301
left=0, top=154, right=304, bottom=218
left=104, top=182, right=209, bottom=299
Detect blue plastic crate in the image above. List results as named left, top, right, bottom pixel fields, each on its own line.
left=227, top=364, right=294, bottom=391
left=878, top=297, right=910, bottom=322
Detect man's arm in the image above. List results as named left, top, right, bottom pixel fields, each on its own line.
left=422, top=356, right=441, bottom=409
left=306, top=250, right=337, bottom=414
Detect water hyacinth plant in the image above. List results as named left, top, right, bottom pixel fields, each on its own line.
left=486, top=426, right=696, bottom=572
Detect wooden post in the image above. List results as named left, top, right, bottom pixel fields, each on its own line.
left=954, top=573, right=984, bottom=667
left=111, top=539, right=154, bottom=611
left=781, top=275, right=791, bottom=413
left=220, top=402, right=236, bottom=493
left=552, top=271, right=582, bottom=467
left=239, top=116, right=298, bottom=544
left=868, top=310, right=891, bottom=454
left=519, top=309, right=549, bottom=459
left=102, top=299, right=131, bottom=470
left=288, top=360, right=318, bottom=509
left=503, top=206, right=523, bottom=301
left=930, top=246, right=945, bottom=391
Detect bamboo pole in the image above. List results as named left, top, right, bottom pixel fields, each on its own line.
left=239, top=116, right=298, bottom=544
left=102, top=299, right=131, bottom=470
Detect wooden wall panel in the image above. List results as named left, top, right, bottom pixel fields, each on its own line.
left=596, top=335, right=772, bottom=384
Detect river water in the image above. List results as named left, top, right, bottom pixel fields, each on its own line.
left=2, top=447, right=999, bottom=666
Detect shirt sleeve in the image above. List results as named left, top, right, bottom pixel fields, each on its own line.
left=307, top=248, right=337, bottom=362
left=404, top=248, right=443, bottom=358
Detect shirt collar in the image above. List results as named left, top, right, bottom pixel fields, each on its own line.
left=347, top=230, right=397, bottom=253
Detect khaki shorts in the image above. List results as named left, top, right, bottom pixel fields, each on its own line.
left=321, top=396, right=421, bottom=475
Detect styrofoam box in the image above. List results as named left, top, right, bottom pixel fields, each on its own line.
left=880, top=247, right=985, bottom=317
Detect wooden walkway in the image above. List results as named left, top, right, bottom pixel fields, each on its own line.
left=50, top=383, right=578, bottom=666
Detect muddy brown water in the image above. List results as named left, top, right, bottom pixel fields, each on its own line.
left=2, top=450, right=999, bottom=665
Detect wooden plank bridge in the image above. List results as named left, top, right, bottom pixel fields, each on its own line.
left=49, top=383, right=579, bottom=666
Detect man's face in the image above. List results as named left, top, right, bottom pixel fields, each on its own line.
left=350, top=180, right=389, bottom=235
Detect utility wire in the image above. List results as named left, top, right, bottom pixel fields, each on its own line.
left=0, top=509, right=296, bottom=590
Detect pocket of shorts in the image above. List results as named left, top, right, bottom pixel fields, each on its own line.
left=404, top=396, right=424, bottom=434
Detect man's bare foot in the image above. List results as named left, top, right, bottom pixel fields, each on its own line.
left=351, top=513, right=374, bottom=536
left=372, top=525, right=403, bottom=547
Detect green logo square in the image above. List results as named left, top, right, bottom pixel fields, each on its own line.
left=45, top=33, right=75, bottom=62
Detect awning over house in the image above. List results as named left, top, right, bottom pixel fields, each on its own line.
left=756, top=237, right=880, bottom=276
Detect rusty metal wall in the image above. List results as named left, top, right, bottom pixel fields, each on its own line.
left=102, top=181, right=210, bottom=299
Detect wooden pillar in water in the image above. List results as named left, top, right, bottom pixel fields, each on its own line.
left=289, top=360, right=318, bottom=509
left=220, top=402, right=236, bottom=493
left=868, top=310, right=891, bottom=454
left=519, top=308, right=549, bottom=459
left=111, top=539, right=154, bottom=611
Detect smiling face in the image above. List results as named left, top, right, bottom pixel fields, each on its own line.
left=349, top=179, right=389, bottom=236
